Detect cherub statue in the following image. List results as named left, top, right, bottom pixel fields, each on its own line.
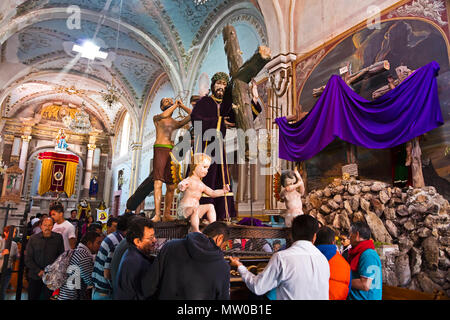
left=279, top=167, right=305, bottom=227
left=177, top=153, right=230, bottom=233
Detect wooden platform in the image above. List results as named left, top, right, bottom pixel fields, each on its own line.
left=153, top=220, right=290, bottom=241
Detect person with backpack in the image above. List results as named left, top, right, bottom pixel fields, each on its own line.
left=58, top=231, right=104, bottom=300
left=25, top=217, right=64, bottom=300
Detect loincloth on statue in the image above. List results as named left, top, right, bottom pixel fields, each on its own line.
left=153, top=144, right=174, bottom=184
left=283, top=211, right=304, bottom=228
left=176, top=202, right=199, bottom=220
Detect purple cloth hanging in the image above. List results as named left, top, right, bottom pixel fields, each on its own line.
left=275, top=61, right=444, bottom=162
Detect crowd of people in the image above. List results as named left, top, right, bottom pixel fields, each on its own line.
left=1, top=201, right=383, bottom=301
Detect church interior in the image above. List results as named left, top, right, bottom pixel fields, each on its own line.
left=0, top=0, right=449, bottom=300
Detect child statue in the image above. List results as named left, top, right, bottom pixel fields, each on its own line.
left=280, top=167, right=305, bottom=227
left=55, top=129, right=68, bottom=151
left=177, top=153, right=230, bottom=233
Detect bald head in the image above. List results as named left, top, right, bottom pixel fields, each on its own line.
left=41, top=217, right=54, bottom=237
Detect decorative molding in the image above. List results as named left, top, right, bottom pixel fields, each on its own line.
left=21, top=135, right=32, bottom=142
left=387, top=0, right=448, bottom=26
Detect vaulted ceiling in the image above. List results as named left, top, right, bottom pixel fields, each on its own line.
left=0, top=0, right=266, bottom=133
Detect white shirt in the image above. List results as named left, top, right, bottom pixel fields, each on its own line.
left=238, top=240, right=330, bottom=300
left=52, top=220, right=76, bottom=251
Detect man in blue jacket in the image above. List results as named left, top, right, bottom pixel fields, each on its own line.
left=114, top=217, right=156, bottom=300
left=147, top=222, right=230, bottom=300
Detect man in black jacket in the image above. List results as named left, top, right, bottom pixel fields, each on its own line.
left=114, top=217, right=156, bottom=300
left=25, top=217, right=64, bottom=300
left=147, top=222, right=230, bottom=300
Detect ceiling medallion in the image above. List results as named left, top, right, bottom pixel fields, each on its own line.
left=193, top=0, right=209, bottom=5
left=68, top=103, right=92, bottom=134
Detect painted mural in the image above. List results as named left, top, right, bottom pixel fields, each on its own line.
left=294, top=5, right=450, bottom=198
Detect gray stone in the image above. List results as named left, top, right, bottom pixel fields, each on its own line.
left=371, top=198, right=384, bottom=217
left=361, top=186, right=371, bottom=193
left=328, top=199, right=340, bottom=210
left=309, top=194, right=322, bottom=209
left=409, top=247, right=422, bottom=276
left=379, top=190, right=390, bottom=204
left=428, top=270, right=447, bottom=286
left=422, top=236, right=439, bottom=270
left=383, top=207, right=396, bottom=220
left=396, top=205, right=410, bottom=217
left=371, top=182, right=385, bottom=192
left=335, top=185, right=345, bottom=194
left=325, top=212, right=336, bottom=225
left=338, top=210, right=351, bottom=232
left=417, top=227, right=432, bottom=238
left=319, top=205, right=331, bottom=215
left=343, top=200, right=353, bottom=215
left=323, top=187, right=332, bottom=197
left=363, top=193, right=373, bottom=201
left=333, top=194, right=342, bottom=203
left=348, top=185, right=360, bottom=195
left=360, top=198, right=371, bottom=213
left=439, top=236, right=450, bottom=247
left=404, top=220, right=416, bottom=231
left=384, top=220, right=398, bottom=238
left=395, top=254, right=411, bottom=287
left=365, top=211, right=392, bottom=243
left=351, top=196, right=360, bottom=211
left=352, top=211, right=366, bottom=223
left=398, top=235, right=414, bottom=254
left=316, top=213, right=326, bottom=227
left=416, top=272, right=443, bottom=294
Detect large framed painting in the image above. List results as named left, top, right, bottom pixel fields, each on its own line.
left=293, top=0, right=450, bottom=198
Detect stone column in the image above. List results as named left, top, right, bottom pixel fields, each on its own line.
left=17, top=134, right=32, bottom=192
left=129, top=142, right=142, bottom=196
left=265, top=53, right=298, bottom=210
left=82, top=137, right=97, bottom=198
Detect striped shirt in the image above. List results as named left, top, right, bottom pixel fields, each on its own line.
left=92, top=231, right=124, bottom=291
left=58, top=243, right=94, bottom=300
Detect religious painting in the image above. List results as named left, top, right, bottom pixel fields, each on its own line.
left=293, top=3, right=450, bottom=197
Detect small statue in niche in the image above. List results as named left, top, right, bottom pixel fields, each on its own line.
left=77, top=199, right=91, bottom=221
left=118, top=170, right=124, bottom=191
left=89, top=175, right=98, bottom=196
left=279, top=167, right=305, bottom=227
left=55, top=128, right=68, bottom=152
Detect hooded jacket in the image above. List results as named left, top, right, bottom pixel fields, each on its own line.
left=148, top=232, right=230, bottom=300
left=316, top=244, right=351, bottom=300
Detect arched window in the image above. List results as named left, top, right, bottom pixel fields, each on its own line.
left=120, top=112, right=131, bottom=157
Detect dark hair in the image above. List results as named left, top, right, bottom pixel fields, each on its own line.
left=107, top=217, right=118, bottom=227
left=117, top=212, right=133, bottom=232
left=280, top=170, right=298, bottom=187
left=350, top=222, right=371, bottom=240
left=273, top=239, right=281, bottom=246
left=36, top=213, right=43, bottom=218
left=88, top=223, right=102, bottom=233
left=202, top=222, right=230, bottom=241
left=292, top=215, right=320, bottom=242
left=126, top=217, right=154, bottom=245
left=80, top=231, right=103, bottom=246
left=49, top=201, right=64, bottom=214
left=70, top=209, right=77, bottom=214
left=190, top=95, right=201, bottom=104
left=315, top=226, right=336, bottom=245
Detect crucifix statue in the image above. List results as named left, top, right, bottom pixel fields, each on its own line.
left=372, top=64, right=425, bottom=188
left=311, top=60, right=390, bottom=169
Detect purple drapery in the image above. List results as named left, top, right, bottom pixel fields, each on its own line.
left=275, top=61, right=444, bottom=162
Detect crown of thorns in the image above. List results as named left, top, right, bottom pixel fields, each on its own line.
left=211, top=72, right=229, bottom=85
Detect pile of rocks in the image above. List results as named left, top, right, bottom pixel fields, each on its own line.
left=304, top=178, right=450, bottom=296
